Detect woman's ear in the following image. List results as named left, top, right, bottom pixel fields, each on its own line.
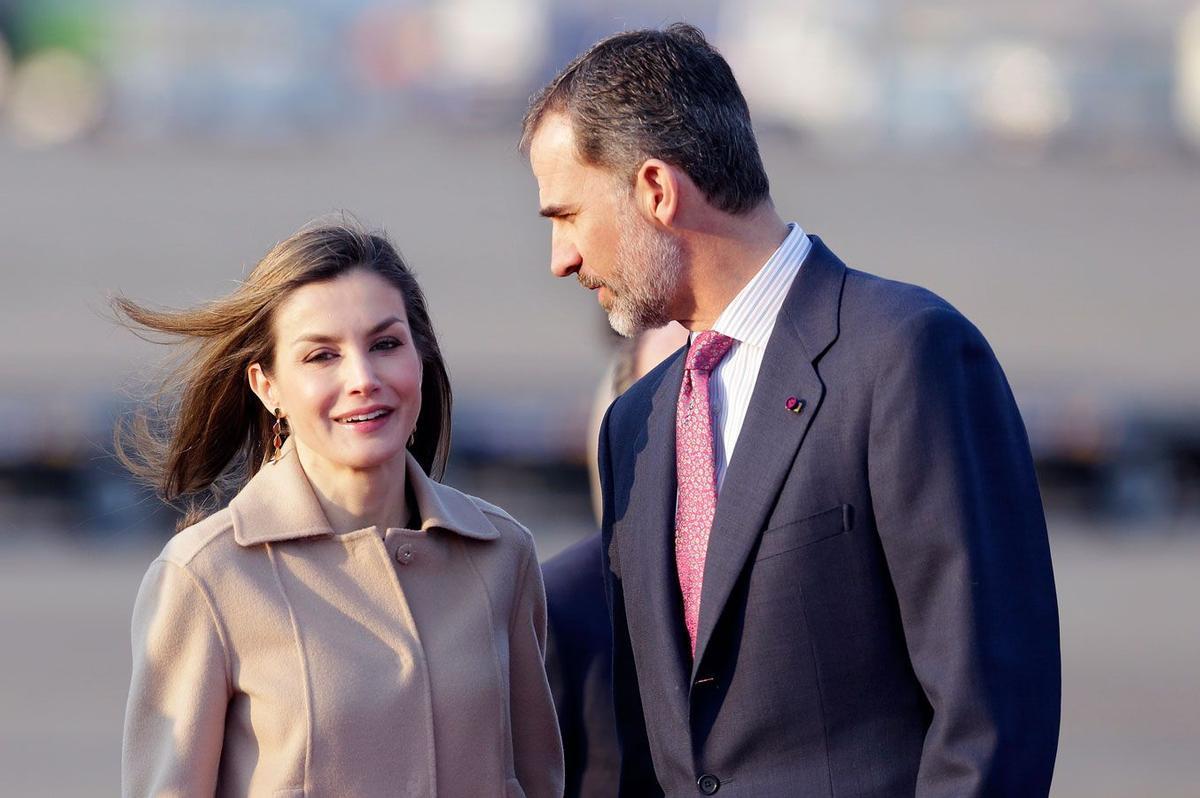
left=247, top=362, right=278, bottom=414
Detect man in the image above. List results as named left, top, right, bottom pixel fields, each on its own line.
left=522, top=23, right=1060, bottom=798
left=544, top=323, right=690, bottom=798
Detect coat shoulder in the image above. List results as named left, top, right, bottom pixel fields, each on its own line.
left=463, top=492, right=536, bottom=555
left=457, top=492, right=541, bottom=611
left=156, top=507, right=237, bottom=569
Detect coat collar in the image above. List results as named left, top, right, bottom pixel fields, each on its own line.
left=230, top=440, right=499, bottom=546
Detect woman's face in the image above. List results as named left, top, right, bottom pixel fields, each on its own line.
left=249, top=268, right=422, bottom=474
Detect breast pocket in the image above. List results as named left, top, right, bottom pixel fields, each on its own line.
left=755, top=504, right=852, bottom=561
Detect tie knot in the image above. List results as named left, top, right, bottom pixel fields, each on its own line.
left=685, top=330, right=736, bottom=374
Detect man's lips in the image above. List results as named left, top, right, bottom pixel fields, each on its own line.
left=578, top=274, right=616, bottom=309
left=577, top=273, right=604, bottom=291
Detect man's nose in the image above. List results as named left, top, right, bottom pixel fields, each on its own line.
left=550, top=239, right=581, bottom=278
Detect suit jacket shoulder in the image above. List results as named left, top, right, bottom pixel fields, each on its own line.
left=834, top=264, right=998, bottom=387
left=840, top=266, right=971, bottom=338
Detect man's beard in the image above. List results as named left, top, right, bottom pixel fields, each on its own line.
left=598, top=204, right=684, bottom=337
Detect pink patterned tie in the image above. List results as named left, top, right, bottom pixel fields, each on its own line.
left=675, top=330, right=736, bottom=656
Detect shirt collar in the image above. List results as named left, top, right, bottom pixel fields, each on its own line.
left=707, top=222, right=811, bottom=349
left=230, top=439, right=499, bottom=546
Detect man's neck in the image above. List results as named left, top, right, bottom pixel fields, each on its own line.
left=672, top=202, right=790, bottom=331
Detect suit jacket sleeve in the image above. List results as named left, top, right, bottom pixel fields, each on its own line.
left=598, top=404, right=666, bottom=797
left=122, top=559, right=231, bottom=797
left=867, top=305, right=1061, bottom=796
left=507, top=537, right=566, bottom=798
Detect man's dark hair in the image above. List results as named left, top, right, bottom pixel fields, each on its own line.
left=521, top=23, right=770, bottom=215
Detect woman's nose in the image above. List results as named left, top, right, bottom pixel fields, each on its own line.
left=343, top=352, right=381, bottom=394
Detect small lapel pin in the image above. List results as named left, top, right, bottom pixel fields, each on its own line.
left=785, top=396, right=805, bottom=414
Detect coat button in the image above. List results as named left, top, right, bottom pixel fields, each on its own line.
left=396, top=543, right=415, bottom=565
left=697, top=773, right=720, bottom=794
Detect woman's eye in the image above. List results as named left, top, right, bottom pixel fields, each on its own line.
left=372, top=337, right=402, bottom=351
left=305, top=351, right=336, bottom=363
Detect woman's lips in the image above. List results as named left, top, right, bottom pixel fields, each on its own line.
left=334, top=407, right=394, bottom=433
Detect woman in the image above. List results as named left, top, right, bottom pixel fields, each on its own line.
left=118, top=222, right=563, bottom=797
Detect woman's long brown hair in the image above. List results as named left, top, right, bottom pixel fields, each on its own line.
left=113, top=221, right=452, bottom=529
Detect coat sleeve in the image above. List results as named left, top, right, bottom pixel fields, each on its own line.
left=508, top=538, right=566, bottom=798
left=867, top=305, right=1061, bottom=796
left=599, top=405, right=665, bottom=797
left=122, top=559, right=232, bottom=798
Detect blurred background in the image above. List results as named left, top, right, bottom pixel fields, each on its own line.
left=1, top=0, right=1198, bottom=794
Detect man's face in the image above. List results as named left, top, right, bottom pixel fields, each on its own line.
left=529, top=113, right=682, bottom=337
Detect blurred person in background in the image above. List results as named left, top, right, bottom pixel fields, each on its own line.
left=544, top=321, right=687, bottom=798
left=585, top=322, right=693, bottom=524
left=116, top=222, right=563, bottom=796
left=523, top=23, right=1060, bottom=797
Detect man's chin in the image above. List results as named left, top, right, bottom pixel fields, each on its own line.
left=605, top=308, right=642, bottom=338
left=605, top=293, right=674, bottom=338
left=597, top=286, right=614, bottom=310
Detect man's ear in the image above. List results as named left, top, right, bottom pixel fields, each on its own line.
left=634, top=158, right=679, bottom=227
left=247, top=362, right=279, bottom=415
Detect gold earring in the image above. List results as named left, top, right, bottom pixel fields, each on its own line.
left=271, top=408, right=285, bottom=463
left=408, top=429, right=416, bottom=448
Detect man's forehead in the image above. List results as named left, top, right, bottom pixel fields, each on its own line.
left=530, top=115, right=621, bottom=206
left=529, top=113, right=576, bottom=162
left=529, top=115, right=583, bottom=191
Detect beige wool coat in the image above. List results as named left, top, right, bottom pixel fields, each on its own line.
left=122, top=442, right=564, bottom=797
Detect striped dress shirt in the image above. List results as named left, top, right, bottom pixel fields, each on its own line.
left=702, top=222, right=811, bottom=493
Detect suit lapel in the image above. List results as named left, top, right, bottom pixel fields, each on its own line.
left=691, top=237, right=847, bottom=676
left=616, top=349, right=694, bottom=693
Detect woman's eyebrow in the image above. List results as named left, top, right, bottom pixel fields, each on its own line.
left=291, top=316, right=406, bottom=345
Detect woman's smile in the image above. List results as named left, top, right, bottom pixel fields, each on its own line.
left=333, top=405, right=394, bottom=433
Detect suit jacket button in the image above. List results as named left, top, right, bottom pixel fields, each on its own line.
left=396, top=543, right=415, bottom=565
left=697, top=773, right=720, bottom=794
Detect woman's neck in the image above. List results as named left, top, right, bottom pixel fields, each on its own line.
left=294, top=444, right=411, bottom=535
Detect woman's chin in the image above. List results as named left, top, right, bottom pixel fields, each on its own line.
left=347, top=448, right=407, bottom=472
left=311, top=441, right=408, bottom=473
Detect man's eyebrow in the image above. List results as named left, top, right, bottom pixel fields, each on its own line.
left=292, top=316, right=406, bottom=345
left=538, top=204, right=576, bottom=219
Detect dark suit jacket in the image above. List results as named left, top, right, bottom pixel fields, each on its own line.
left=598, top=237, right=1061, bottom=797
left=543, top=533, right=621, bottom=797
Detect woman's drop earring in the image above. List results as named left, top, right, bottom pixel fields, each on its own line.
left=271, top=408, right=285, bottom=463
